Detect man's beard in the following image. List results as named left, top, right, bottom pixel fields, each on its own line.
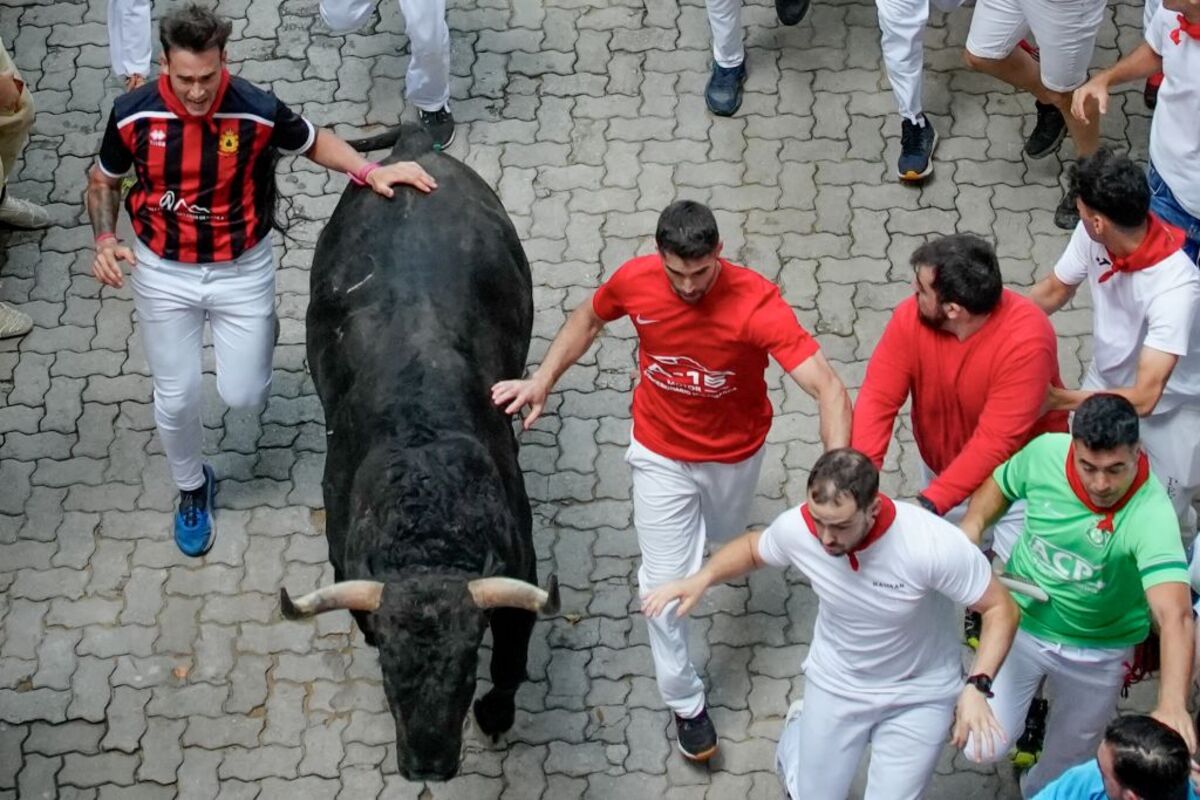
left=917, top=306, right=947, bottom=329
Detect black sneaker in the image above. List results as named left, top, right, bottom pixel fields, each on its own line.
left=1012, top=698, right=1048, bottom=770
left=705, top=62, right=747, bottom=117
left=1053, top=186, right=1080, bottom=230
left=418, top=106, right=455, bottom=151
left=1024, top=102, right=1066, bottom=160
left=898, top=116, right=937, bottom=182
left=675, top=707, right=718, bottom=762
left=963, top=610, right=982, bottom=650
left=776, top=0, right=811, bottom=25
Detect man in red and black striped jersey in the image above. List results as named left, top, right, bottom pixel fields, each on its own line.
left=84, top=3, right=437, bottom=558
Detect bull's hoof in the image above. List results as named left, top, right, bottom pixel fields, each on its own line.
left=473, top=690, right=516, bottom=737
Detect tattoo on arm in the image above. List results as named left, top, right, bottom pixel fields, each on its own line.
left=86, top=179, right=121, bottom=237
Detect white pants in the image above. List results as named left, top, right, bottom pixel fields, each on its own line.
left=628, top=434, right=764, bottom=718
left=705, top=0, right=744, bottom=68
left=964, top=629, right=1130, bottom=798
left=776, top=682, right=957, bottom=800
left=107, top=0, right=152, bottom=78
left=877, top=0, right=968, bottom=122
left=131, top=238, right=277, bottom=492
left=319, top=0, right=450, bottom=111
left=921, top=462, right=1026, bottom=563
left=965, top=0, right=1106, bottom=92
left=1144, top=0, right=1162, bottom=33
left=1140, top=404, right=1200, bottom=541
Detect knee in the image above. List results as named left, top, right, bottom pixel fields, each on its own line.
left=962, top=48, right=990, bottom=72
left=153, top=385, right=199, bottom=427
left=217, top=378, right=270, bottom=409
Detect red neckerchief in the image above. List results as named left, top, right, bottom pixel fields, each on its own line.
left=1064, top=443, right=1151, bottom=532
left=1099, top=214, right=1186, bottom=283
left=1170, top=14, right=1200, bottom=44
left=157, top=68, right=231, bottom=133
left=800, top=495, right=897, bottom=572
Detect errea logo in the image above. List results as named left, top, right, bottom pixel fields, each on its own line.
left=149, top=129, right=166, bottom=147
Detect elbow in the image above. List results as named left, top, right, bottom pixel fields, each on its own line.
left=1132, top=390, right=1166, bottom=417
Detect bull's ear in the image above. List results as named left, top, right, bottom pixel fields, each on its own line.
left=279, top=580, right=385, bottom=618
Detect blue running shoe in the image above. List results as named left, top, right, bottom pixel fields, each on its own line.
left=705, top=62, right=747, bottom=117
left=898, top=115, right=937, bottom=182
left=174, top=464, right=216, bottom=557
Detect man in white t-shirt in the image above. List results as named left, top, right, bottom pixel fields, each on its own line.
left=1071, top=0, right=1200, bottom=265
left=643, top=449, right=1019, bottom=800
left=1030, top=147, right=1200, bottom=539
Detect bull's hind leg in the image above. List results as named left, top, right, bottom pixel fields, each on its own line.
left=473, top=607, right=535, bottom=738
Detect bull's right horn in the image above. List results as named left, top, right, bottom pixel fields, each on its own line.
left=468, top=574, right=560, bottom=615
left=280, top=580, right=385, bottom=619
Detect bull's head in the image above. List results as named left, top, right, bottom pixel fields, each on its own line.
left=279, top=572, right=558, bottom=780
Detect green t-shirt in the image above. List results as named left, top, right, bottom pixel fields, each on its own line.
left=997, top=433, right=1188, bottom=649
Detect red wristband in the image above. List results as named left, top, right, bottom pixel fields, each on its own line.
left=347, top=162, right=380, bottom=186
left=95, top=233, right=117, bottom=246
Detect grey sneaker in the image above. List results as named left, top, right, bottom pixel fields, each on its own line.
left=0, top=195, right=51, bottom=229
left=0, top=303, right=33, bottom=339
left=418, top=106, right=456, bottom=151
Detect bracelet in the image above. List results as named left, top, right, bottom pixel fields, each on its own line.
left=916, top=494, right=939, bottom=515
left=95, top=233, right=117, bottom=246
left=347, top=162, right=380, bottom=186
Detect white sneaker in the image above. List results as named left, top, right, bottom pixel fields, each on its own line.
left=0, top=303, right=33, bottom=338
left=0, top=195, right=52, bottom=229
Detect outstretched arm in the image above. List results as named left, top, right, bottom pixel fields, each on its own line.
left=491, top=299, right=608, bottom=429
left=641, top=530, right=766, bottom=618
left=1147, top=582, right=1197, bottom=753
left=85, top=166, right=136, bottom=289
left=955, top=577, right=1019, bottom=759
left=788, top=352, right=852, bottom=450
left=304, top=129, right=437, bottom=196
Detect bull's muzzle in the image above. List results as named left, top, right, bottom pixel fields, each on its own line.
left=279, top=574, right=560, bottom=619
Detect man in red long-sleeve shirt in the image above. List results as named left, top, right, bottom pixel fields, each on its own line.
left=853, top=233, right=1068, bottom=562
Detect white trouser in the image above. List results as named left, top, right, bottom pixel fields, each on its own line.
left=776, top=682, right=956, bottom=800
left=964, top=628, right=1130, bottom=798
left=921, top=461, right=1026, bottom=563
left=1140, top=404, right=1200, bottom=541
left=627, top=434, right=764, bottom=718
left=131, top=238, right=276, bottom=492
left=877, top=0, right=968, bottom=122
left=107, top=0, right=152, bottom=78
left=705, top=0, right=744, bottom=68
left=965, top=0, right=1106, bottom=92
left=1144, top=0, right=1162, bottom=32
left=319, top=0, right=450, bottom=111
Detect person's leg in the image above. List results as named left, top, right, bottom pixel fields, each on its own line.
left=206, top=240, right=277, bottom=412
left=964, top=629, right=1049, bottom=763
left=319, top=0, right=377, bottom=34
left=0, top=38, right=35, bottom=188
left=693, top=447, right=765, bottom=547
left=130, top=254, right=208, bottom=493
left=398, top=0, right=450, bottom=112
left=1148, top=162, right=1200, bottom=267
left=1024, top=0, right=1106, bottom=156
left=107, top=0, right=152, bottom=81
left=1021, top=645, right=1128, bottom=797
left=1140, top=404, right=1200, bottom=542
left=778, top=684, right=874, bottom=800
left=706, top=0, right=745, bottom=68
left=877, top=0, right=932, bottom=125
left=627, top=437, right=709, bottom=719
left=863, top=697, right=958, bottom=800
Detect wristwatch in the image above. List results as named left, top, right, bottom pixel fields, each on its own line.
left=916, top=494, right=939, bottom=515
left=965, top=673, right=994, bottom=698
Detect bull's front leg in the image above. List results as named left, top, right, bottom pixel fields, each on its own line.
left=473, top=607, right=535, bottom=738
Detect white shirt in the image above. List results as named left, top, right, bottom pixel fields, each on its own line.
left=1147, top=8, right=1200, bottom=219
left=757, top=500, right=992, bottom=703
left=1054, top=223, right=1200, bottom=413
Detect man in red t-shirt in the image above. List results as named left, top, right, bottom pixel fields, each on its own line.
left=84, top=4, right=436, bottom=558
left=853, top=233, right=1067, bottom=563
left=491, top=200, right=851, bottom=762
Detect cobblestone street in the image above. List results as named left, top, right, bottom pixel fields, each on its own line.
left=0, top=0, right=1163, bottom=797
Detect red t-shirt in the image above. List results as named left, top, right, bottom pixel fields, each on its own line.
left=852, top=290, right=1068, bottom=513
left=592, top=255, right=819, bottom=463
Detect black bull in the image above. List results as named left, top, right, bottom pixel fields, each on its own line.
left=279, top=126, right=558, bottom=781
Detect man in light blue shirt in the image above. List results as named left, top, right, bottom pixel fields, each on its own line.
left=1034, top=714, right=1197, bottom=800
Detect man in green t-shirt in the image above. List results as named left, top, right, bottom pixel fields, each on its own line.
left=959, top=394, right=1194, bottom=798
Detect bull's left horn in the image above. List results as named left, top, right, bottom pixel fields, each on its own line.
left=280, top=580, right=385, bottom=619
left=468, top=575, right=560, bottom=615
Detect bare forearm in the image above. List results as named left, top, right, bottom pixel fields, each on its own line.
left=1028, top=278, right=1073, bottom=315
left=85, top=179, right=122, bottom=237
left=1156, top=612, right=1195, bottom=711
left=1097, top=44, right=1163, bottom=88
left=304, top=129, right=370, bottom=174
left=1055, top=385, right=1161, bottom=417
left=698, top=530, right=765, bottom=587
left=961, top=479, right=1012, bottom=545
left=531, top=302, right=605, bottom=390
left=968, top=598, right=1018, bottom=680
left=818, top=382, right=852, bottom=450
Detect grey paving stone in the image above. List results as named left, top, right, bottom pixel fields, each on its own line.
left=99, top=687, right=151, bottom=753
left=136, top=716, right=186, bottom=784
left=16, top=753, right=62, bottom=800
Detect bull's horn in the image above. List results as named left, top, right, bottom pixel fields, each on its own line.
left=279, top=580, right=385, bottom=619
left=468, top=574, right=560, bottom=615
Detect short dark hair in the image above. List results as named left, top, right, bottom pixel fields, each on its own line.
left=160, top=3, right=233, bottom=55
left=806, top=449, right=879, bottom=511
left=1105, top=715, right=1190, bottom=800
left=910, top=234, right=1003, bottom=315
left=655, top=201, right=720, bottom=261
left=1070, top=147, right=1150, bottom=230
left=1072, top=394, right=1140, bottom=451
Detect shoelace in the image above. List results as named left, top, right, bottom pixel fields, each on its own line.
left=179, top=488, right=206, bottom=529
left=900, top=121, right=923, bottom=156
left=422, top=108, right=451, bottom=124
